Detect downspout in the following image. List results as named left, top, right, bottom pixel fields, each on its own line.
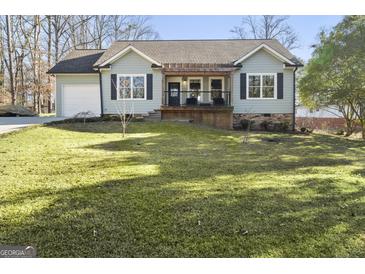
left=98, top=69, right=104, bottom=116
left=292, top=67, right=298, bottom=131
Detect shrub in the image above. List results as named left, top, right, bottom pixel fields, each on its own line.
left=280, top=121, right=290, bottom=132
left=272, top=121, right=290, bottom=132
left=240, top=119, right=255, bottom=130
left=300, top=127, right=307, bottom=133
left=260, top=120, right=273, bottom=131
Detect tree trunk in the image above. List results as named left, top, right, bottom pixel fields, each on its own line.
left=5, top=15, right=16, bottom=105
left=47, top=15, right=52, bottom=113
left=344, top=119, right=354, bottom=137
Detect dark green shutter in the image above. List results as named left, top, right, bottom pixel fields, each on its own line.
left=111, top=74, right=117, bottom=100
left=147, top=74, right=153, bottom=100
left=277, top=73, right=283, bottom=99
left=240, top=73, right=246, bottom=99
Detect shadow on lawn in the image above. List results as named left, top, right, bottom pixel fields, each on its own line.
left=1, top=176, right=365, bottom=257
left=2, top=122, right=365, bottom=257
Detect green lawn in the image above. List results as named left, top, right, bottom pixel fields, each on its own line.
left=0, top=121, right=364, bottom=257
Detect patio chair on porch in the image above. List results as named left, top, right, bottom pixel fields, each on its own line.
left=213, top=97, right=225, bottom=106
left=186, top=97, right=198, bottom=106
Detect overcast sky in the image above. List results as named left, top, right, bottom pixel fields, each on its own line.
left=150, top=16, right=343, bottom=62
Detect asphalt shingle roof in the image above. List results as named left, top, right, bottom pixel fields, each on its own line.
left=94, top=39, right=302, bottom=67
left=48, top=49, right=106, bottom=74
left=48, top=39, right=302, bottom=74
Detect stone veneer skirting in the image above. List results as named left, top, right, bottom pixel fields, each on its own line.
left=233, top=113, right=293, bottom=129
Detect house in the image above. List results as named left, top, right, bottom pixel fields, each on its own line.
left=296, top=105, right=346, bottom=130
left=47, top=39, right=303, bottom=129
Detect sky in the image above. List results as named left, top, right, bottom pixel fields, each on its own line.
left=150, top=16, right=343, bottom=62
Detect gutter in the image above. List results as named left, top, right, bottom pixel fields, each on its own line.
left=292, top=66, right=298, bottom=131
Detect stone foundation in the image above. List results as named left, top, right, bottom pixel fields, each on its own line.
left=233, top=113, right=293, bottom=130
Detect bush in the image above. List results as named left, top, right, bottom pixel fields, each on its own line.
left=280, top=121, right=290, bottom=132
left=336, top=129, right=345, bottom=135
left=272, top=121, right=290, bottom=132
left=47, top=115, right=121, bottom=125
left=260, top=120, right=273, bottom=131
left=240, top=119, right=255, bottom=130
left=300, top=127, right=307, bottom=133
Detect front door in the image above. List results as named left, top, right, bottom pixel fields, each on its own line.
left=168, top=82, right=180, bottom=106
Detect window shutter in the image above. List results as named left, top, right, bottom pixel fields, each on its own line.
left=240, top=73, right=246, bottom=100
left=277, top=73, right=283, bottom=99
left=111, top=74, right=117, bottom=100
left=147, top=74, right=153, bottom=100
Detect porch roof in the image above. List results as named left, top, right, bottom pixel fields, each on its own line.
left=162, top=63, right=240, bottom=75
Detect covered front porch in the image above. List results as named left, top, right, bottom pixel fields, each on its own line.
left=159, top=63, right=237, bottom=129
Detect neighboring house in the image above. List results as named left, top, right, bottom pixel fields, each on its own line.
left=48, top=39, right=303, bottom=129
left=296, top=105, right=346, bottom=129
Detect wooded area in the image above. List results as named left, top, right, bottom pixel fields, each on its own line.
left=0, top=15, right=158, bottom=113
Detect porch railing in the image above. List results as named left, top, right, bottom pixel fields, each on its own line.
left=163, top=90, right=231, bottom=107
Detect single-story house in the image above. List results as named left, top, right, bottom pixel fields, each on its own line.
left=48, top=39, right=303, bottom=129
left=296, top=105, right=346, bottom=130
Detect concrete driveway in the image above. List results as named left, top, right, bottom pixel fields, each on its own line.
left=0, top=117, right=66, bottom=134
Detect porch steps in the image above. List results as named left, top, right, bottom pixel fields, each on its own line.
left=143, top=110, right=161, bottom=121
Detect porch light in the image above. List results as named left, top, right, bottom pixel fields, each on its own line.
left=182, top=76, right=187, bottom=85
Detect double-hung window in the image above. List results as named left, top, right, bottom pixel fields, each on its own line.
left=117, top=74, right=146, bottom=100
left=247, top=73, right=276, bottom=99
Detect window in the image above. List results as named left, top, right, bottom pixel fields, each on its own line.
left=117, top=74, right=146, bottom=100
left=247, top=74, right=276, bottom=99
left=188, top=78, right=202, bottom=100
left=210, top=78, right=223, bottom=99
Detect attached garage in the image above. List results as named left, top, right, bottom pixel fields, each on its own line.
left=54, top=74, right=102, bottom=117
left=62, top=84, right=101, bottom=117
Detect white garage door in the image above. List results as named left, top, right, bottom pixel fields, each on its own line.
left=63, top=84, right=101, bottom=117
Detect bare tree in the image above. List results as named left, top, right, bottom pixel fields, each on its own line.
left=0, top=15, right=159, bottom=112
left=88, top=16, right=111, bottom=49
left=231, top=16, right=299, bottom=50
left=111, top=79, right=134, bottom=138
left=4, top=16, right=16, bottom=104
left=46, top=15, right=52, bottom=112
left=0, top=21, right=4, bottom=101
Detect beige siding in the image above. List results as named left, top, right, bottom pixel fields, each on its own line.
left=55, top=74, right=99, bottom=116
left=232, top=49, right=294, bottom=114
left=102, top=51, right=162, bottom=115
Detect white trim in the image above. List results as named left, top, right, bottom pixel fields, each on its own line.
left=116, top=74, right=147, bottom=101
left=53, top=73, right=98, bottom=76
left=246, top=73, right=277, bottom=100
left=98, top=68, right=111, bottom=72
left=234, top=44, right=295, bottom=66
left=187, top=77, right=203, bottom=103
left=208, top=76, right=225, bottom=102
left=99, top=45, right=162, bottom=67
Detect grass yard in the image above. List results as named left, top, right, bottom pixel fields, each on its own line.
left=0, top=121, right=364, bottom=257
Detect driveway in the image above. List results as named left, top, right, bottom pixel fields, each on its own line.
left=0, top=117, right=66, bottom=134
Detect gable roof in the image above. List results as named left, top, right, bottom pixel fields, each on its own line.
left=94, top=39, right=302, bottom=67
left=48, top=39, right=303, bottom=74
left=98, top=45, right=162, bottom=67
left=233, top=43, right=297, bottom=65
left=48, top=49, right=105, bottom=74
